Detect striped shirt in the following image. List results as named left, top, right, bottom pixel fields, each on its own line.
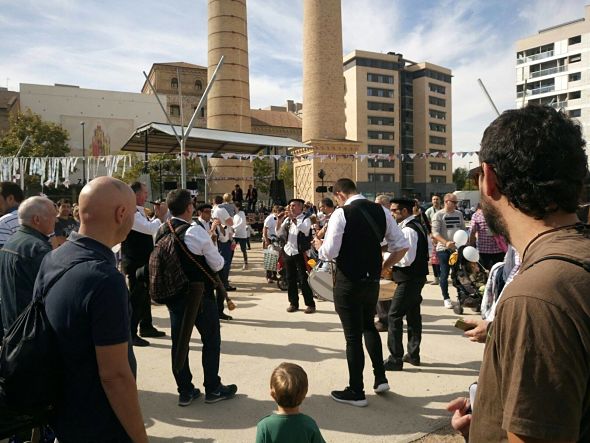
left=431, top=209, right=465, bottom=252
left=0, top=209, right=20, bottom=248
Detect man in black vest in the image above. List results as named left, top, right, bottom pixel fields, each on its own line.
left=121, top=181, right=168, bottom=347
left=383, top=198, right=429, bottom=371
left=156, top=189, right=237, bottom=406
left=314, top=178, right=408, bottom=407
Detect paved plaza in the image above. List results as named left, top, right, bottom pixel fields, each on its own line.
left=135, top=243, right=481, bottom=442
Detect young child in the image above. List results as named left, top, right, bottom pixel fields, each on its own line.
left=255, top=363, right=326, bottom=443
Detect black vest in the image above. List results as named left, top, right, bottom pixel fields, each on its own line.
left=121, top=223, right=154, bottom=269
left=337, top=199, right=386, bottom=281
left=155, top=218, right=215, bottom=288
left=392, top=217, right=429, bottom=282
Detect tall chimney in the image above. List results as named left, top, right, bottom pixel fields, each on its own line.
left=302, top=0, right=347, bottom=142
left=207, top=0, right=251, bottom=133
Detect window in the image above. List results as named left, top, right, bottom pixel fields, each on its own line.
left=429, top=123, right=446, bottom=133
left=368, top=145, right=394, bottom=154
left=171, top=77, right=178, bottom=89
left=569, top=109, right=582, bottom=117
left=569, top=35, right=582, bottom=45
left=569, top=54, right=581, bottom=63
left=429, top=109, right=446, bottom=120
left=195, top=80, right=203, bottom=91
left=569, top=72, right=581, bottom=82
left=429, top=96, right=446, bottom=107
left=368, top=131, right=394, bottom=140
left=369, top=159, right=395, bottom=168
left=429, top=136, right=446, bottom=145
left=368, top=116, right=395, bottom=126
left=367, top=73, right=394, bottom=84
left=429, top=83, right=446, bottom=94
left=430, top=162, right=447, bottom=171
left=368, top=101, right=394, bottom=112
left=368, top=173, right=395, bottom=183
left=367, top=87, right=394, bottom=98
left=170, top=105, right=180, bottom=116
left=569, top=90, right=581, bottom=100
left=430, top=175, right=447, bottom=184
left=413, top=69, right=452, bottom=83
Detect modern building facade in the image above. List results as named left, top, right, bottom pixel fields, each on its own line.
left=343, top=50, right=454, bottom=200
left=516, top=5, right=590, bottom=138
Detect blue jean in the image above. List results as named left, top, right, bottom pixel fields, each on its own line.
left=166, top=293, right=221, bottom=395
left=217, top=240, right=232, bottom=288
left=333, top=269, right=385, bottom=393
left=436, top=249, right=452, bottom=300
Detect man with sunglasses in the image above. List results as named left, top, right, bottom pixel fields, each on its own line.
left=431, top=193, right=465, bottom=308
left=448, top=105, right=590, bottom=442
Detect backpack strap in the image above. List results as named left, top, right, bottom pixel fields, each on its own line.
left=167, top=220, right=217, bottom=285
left=523, top=255, right=590, bottom=273
left=357, top=205, right=383, bottom=244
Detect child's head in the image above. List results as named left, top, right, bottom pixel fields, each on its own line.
left=270, top=362, right=308, bottom=409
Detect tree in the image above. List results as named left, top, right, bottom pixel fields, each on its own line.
left=253, top=158, right=273, bottom=194
left=452, top=167, right=468, bottom=190
left=0, top=111, right=70, bottom=157
left=278, top=161, right=293, bottom=189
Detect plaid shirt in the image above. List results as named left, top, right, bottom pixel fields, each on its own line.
left=470, top=209, right=503, bottom=254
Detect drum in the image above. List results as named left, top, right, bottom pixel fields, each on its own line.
left=378, top=279, right=397, bottom=301
left=308, top=261, right=334, bottom=302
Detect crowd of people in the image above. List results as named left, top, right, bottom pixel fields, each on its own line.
left=0, top=104, right=588, bottom=442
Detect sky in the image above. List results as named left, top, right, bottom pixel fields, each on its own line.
left=0, top=0, right=587, bottom=170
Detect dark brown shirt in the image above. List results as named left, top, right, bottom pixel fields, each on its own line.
left=470, top=226, right=590, bottom=442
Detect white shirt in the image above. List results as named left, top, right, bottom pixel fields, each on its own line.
left=197, top=217, right=211, bottom=231
left=319, top=194, right=409, bottom=261
left=395, top=215, right=419, bottom=268
left=179, top=218, right=225, bottom=272
left=263, top=214, right=277, bottom=238
left=233, top=211, right=247, bottom=238
left=0, top=209, right=19, bottom=248
left=212, top=206, right=232, bottom=225
left=279, top=213, right=311, bottom=256
left=132, top=205, right=162, bottom=236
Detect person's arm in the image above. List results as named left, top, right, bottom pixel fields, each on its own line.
left=431, top=212, right=455, bottom=249
left=383, top=207, right=410, bottom=254
left=96, top=343, right=148, bottom=443
left=131, top=210, right=162, bottom=236
left=462, top=318, right=490, bottom=343
left=394, top=227, right=418, bottom=267
left=184, top=226, right=225, bottom=272
left=446, top=396, right=471, bottom=439
left=233, top=212, right=245, bottom=231
left=317, top=208, right=345, bottom=261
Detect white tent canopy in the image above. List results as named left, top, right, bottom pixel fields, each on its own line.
left=121, top=122, right=309, bottom=154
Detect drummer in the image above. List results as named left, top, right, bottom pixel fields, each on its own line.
left=382, top=199, right=430, bottom=372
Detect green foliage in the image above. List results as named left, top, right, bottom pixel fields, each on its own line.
left=452, top=167, right=476, bottom=190
left=253, top=158, right=273, bottom=194
left=0, top=111, right=70, bottom=157
left=278, top=162, right=293, bottom=189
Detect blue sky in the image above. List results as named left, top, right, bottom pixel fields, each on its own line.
left=0, top=0, right=586, bottom=168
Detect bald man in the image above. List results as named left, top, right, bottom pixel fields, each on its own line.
left=0, top=196, right=55, bottom=333
left=38, top=177, right=148, bottom=443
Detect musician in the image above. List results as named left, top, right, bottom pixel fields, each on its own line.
left=314, top=178, right=408, bottom=407
left=383, top=199, right=430, bottom=371
left=315, top=197, right=335, bottom=240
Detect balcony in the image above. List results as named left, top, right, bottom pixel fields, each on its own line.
left=549, top=100, right=568, bottom=109
left=530, top=65, right=566, bottom=79
left=531, top=85, right=555, bottom=95
left=517, top=49, right=555, bottom=64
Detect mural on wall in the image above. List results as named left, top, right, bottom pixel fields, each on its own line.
left=61, top=116, right=133, bottom=157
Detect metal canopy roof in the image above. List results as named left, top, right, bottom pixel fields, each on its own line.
left=121, top=122, right=309, bottom=154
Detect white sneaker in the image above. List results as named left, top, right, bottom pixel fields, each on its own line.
left=444, top=299, right=454, bottom=309
left=242, top=263, right=248, bottom=270
left=373, top=382, right=390, bottom=394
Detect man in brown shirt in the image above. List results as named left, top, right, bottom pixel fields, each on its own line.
left=448, top=104, right=590, bottom=442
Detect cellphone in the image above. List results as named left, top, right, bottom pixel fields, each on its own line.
left=454, top=318, right=476, bottom=331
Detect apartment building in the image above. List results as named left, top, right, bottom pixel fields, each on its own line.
left=343, top=50, right=453, bottom=200
left=516, top=5, right=590, bottom=134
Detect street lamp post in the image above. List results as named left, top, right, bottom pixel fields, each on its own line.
left=80, top=121, right=86, bottom=184
left=318, top=169, right=326, bottom=198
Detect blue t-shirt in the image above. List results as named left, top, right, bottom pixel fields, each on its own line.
left=41, top=232, right=135, bottom=442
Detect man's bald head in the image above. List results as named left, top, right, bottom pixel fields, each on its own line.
left=78, top=177, right=136, bottom=246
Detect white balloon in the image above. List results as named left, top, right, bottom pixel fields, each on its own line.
left=463, top=246, right=480, bottom=263
left=453, top=230, right=469, bottom=247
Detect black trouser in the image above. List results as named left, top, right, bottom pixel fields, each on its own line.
left=166, top=289, right=221, bottom=395
left=333, top=269, right=386, bottom=393
left=385, top=277, right=426, bottom=365
left=432, top=264, right=440, bottom=278
left=126, top=263, right=153, bottom=336
left=376, top=300, right=391, bottom=325
left=479, top=252, right=505, bottom=271
left=284, top=253, right=315, bottom=308
left=234, top=237, right=248, bottom=263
